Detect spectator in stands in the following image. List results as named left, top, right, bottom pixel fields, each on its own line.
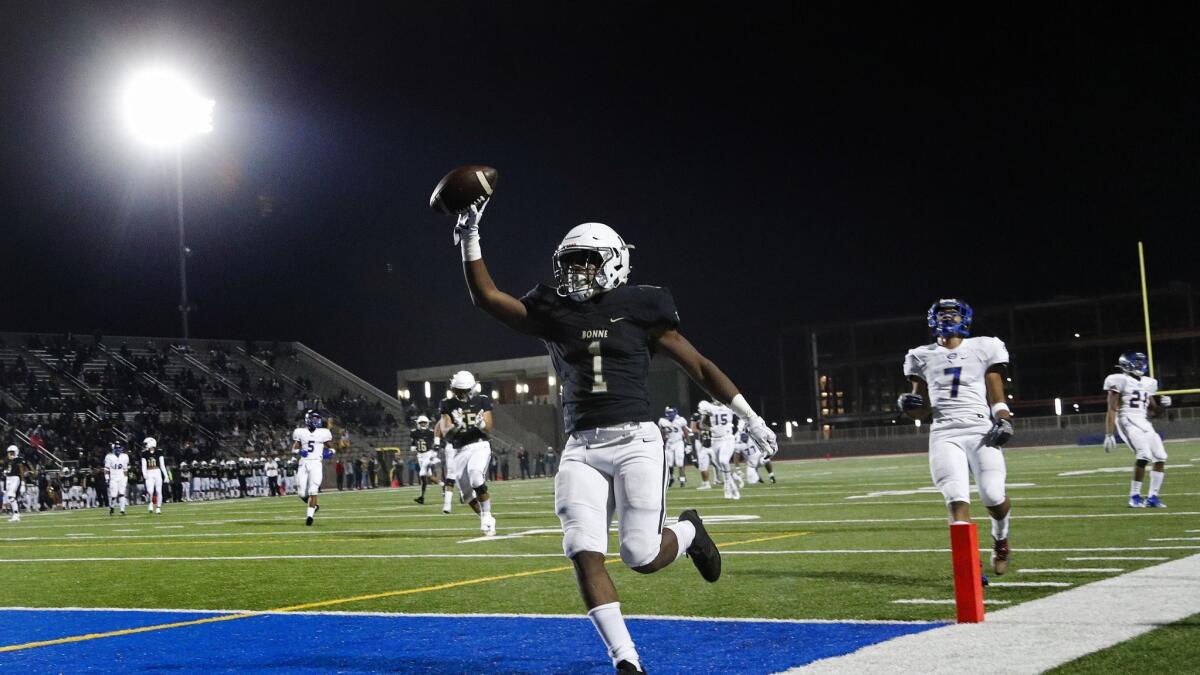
left=407, top=453, right=418, bottom=486
left=346, top=458, right=357, bottom=490
left=335, top=459, right=345, bottom=490
left=535, top=451, right=546, bottom=478
left=488, top=452, right=498, bottom=482
left=354, top=456, right=365, bottom=489
left=546, top=447, right=558, bottom=477
left=518, top=446, right=530, bottom=480
left=499, top=447, right=510, bottom=481
left=367, top=457, right=377, bottom=488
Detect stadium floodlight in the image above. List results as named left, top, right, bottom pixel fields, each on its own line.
left=424, top=381, right=431, bottom=399
left=121, top=68, right=214, bottom=147
left=492, top=389, right=500, bottom=401
left=1073, top=333, right=1081, bottom=339
left=785, top=422, right=793, bottom=438
left=548, top=375, right=556, bottom=387
left=1054, top=398, right=1063, bottom=415
left=914, top=419, right=922, bottom=428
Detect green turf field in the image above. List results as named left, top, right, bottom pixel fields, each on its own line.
left=3, top=441, right=1198, bottom=667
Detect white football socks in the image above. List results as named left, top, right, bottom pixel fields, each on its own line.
left=306, top=506, right=315, bottom=518
left=587, top=602, right=640, bottom=670
left=1131, top=479, right=1143, bottom=496
left=667, top=520, right=696, bottom=559
left=991, top=513, right=1010, bottom=541
left=1149, top=471, right=1164, bottom=497
left=481, top=498, right=492, bottom=515
left=443, top=491, right=453, bottom=512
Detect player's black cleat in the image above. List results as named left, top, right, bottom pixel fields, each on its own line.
left=414, top=496, right=425, bottom=504
left=769, top=475, right=776, bottom=484
left=109, top=507, right=114, bottom=516
left=305, top=516, right=313, bottom=526
left=314, top=504, right=320, bottom=514
left=678, top=509, right=721, bottom=582
left=615, top=660, right=646, bottom=674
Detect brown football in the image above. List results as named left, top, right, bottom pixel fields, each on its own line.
left=429, top=165, right=498, bottom=216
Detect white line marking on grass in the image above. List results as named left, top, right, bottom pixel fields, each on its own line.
left=986, top=582, right=1072, bottom=588
left=112, top=530, right=137, bottom=533
left=891, top=599, right=1011, bottom=605
left=721, top=546, right=1200, bottom=555
left=154, top=526, right=183, bottom=529
left=0, top=606, right=938, bottom=626
left=756, top=511, right=1200, bottom=527
left=63, top=534, right=93, bottom=537
left=1057, top=464, right=1194, bottom=476
left=847, top=484, right=1036, bottom=500
left=1148, top=537, right=1200, bottom=541
left=1065, top=556, right=1168, bottom=561
left=1017, top=568, right=1124, bottom=574
left=791, top=553, right=1200, bottom=675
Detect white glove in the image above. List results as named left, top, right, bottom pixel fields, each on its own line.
left=745, top=416, right=778, bottom=459
left=453, top=197, right=489, bottom=245
left=1103, top=434, right=1115, bottom=453
left=1159, top=395, right=1172, bottom=408
left=474, top=413, right=488, bottom=430
left=450, top=409, right=467, bottom=430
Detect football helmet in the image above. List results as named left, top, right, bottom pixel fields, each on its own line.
left=927, top=298, right=973, bottom=339
left=6, top=445, right=18, bottom=459
left=143, top=437, right=157, bottom=450
left=450, top=371, right=476, bottom=401
left=304, top=410, right=323, bottom=430
left=664, top=407, right=678, bottom=421
left=552, top=222, right=633, bottom=301
left=111, top=443, right=124, bottom=455
left=1117, top=351, right=1149, bottom=376
left=416, top=415, right=430, bottom=429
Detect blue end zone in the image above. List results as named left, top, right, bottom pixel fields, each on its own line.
left=0, top=610, right=941, bottom=673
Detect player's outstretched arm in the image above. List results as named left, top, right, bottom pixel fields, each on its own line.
left=654, top=329, right=778, bottom=454
left=455, top=199, right=540, bottom=335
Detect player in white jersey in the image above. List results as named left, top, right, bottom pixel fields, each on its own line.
left=3, top=446, right=28, bottom=521
left=899, top=299, right=1015, bottom=575
left=699, top=400, right=741, bottom=500
left=657, top=408, right=690, bottom=488
left=293, top=410, right=334, bottom=526
left=104, top=443, right=130, bottom=516
left=1103, top=351, right=1172, bottom=508
left=141, top=437, right=167, bottom=514
left=735, top=428, right=763, bottom=485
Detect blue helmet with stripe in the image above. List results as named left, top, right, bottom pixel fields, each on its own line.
left=664, top=407, right=678, bottom=420
left=927, top=298, right=973, bottom=339
left=1117, top=351, right=1148, bottom=376
left=304, top=410, right=323, bottom=431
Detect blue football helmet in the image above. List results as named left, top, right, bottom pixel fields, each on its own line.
left=111, top=443, right=123, bottom=455
left=927, top=298, right=973, bottom=339
left=304, top=410, right=323, bottom=430
left=664, top=407, right=678, bottom=421
left=1117, top=351, right=1149, bottom=376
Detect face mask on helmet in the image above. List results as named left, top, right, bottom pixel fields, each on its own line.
left=416, top=416, right=430, bottom=429
left=926, top=299, right=973, bottom=339
left=552, top=223, right=633, bottom=302
left=665, top=407, right=677, bottom=420
left=305, top=411, right=323, bottom=430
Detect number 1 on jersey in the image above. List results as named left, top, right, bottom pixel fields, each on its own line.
left=944, top=367, right=962, bottom=398
left=589, top=340, right=608, bottom=393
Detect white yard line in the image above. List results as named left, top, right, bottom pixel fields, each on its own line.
left=892, top=599, right=1011, bottom=605
left=789, top=553, right=1200, bottom=675
left=1017, top=568, right=1124, bottom=574
left=1148, top=537, right=1200, bottom=541
left=986, top=582, right=1072, bottom=588
left=1064, top=556, right=1168, bottom=561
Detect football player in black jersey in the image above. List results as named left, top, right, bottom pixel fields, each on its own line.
left=435, top=371, right=497, bottom=534
left=4, top=446, right=29, bottom=522
left=410, top=415, right=441, bottom=504
left=452, top=200, right=778, bottom=674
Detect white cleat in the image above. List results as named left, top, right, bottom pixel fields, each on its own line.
left=696, top=484, right=712, bottom=491
left=481, top=514, right=496, bottom=536
left=155, top=508, right=162, bottom=514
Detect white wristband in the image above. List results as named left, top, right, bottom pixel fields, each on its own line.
left=461, top=235, right=481, bottom=262
left=990, top=402, right=1010, bottom=418
left=729, top=393, right=757, bottom=421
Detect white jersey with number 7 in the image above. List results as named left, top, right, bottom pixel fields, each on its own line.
left=293, top=427, right=333, bottom=462
left=903, top=336, right=1009, bottom=422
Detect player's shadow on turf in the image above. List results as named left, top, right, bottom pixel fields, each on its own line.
left=735, top=568, right=947, bottom=589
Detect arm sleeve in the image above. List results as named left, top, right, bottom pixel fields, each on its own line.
left=903, top=350, right=923, bottom=379
left=1103, top=374, right=1122, bottom=392
left=1146, top=378, right=1159, bottom=395
left=141, top=457, right=148, bottom=474
left=634, top=286, right=681, bottom=330
left=984, top=337, right=1010, bottom=369
left=292, top=429, right=302, bottom=443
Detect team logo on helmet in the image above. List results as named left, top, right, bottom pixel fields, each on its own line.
left=1117, top=351, right=1149, bottom=376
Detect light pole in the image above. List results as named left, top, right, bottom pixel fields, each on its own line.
left=121, top=67, right=213, bottom=345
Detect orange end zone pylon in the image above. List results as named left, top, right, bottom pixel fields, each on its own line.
left=950, top=521, right=985, bottom=623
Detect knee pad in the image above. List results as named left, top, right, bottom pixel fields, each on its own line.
left=444, top=478, right=456, bottom=487
left=1136, top=459, right=1150, bottom=468
left=620, top=533, right=661, bottom=569
left=474, top=482, right=488, bottom=496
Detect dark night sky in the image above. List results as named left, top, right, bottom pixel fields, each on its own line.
left=2, top=3, right=1198, bottom=404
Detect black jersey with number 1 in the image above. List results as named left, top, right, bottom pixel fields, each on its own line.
left=520, top=283, right=680, bottom=434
